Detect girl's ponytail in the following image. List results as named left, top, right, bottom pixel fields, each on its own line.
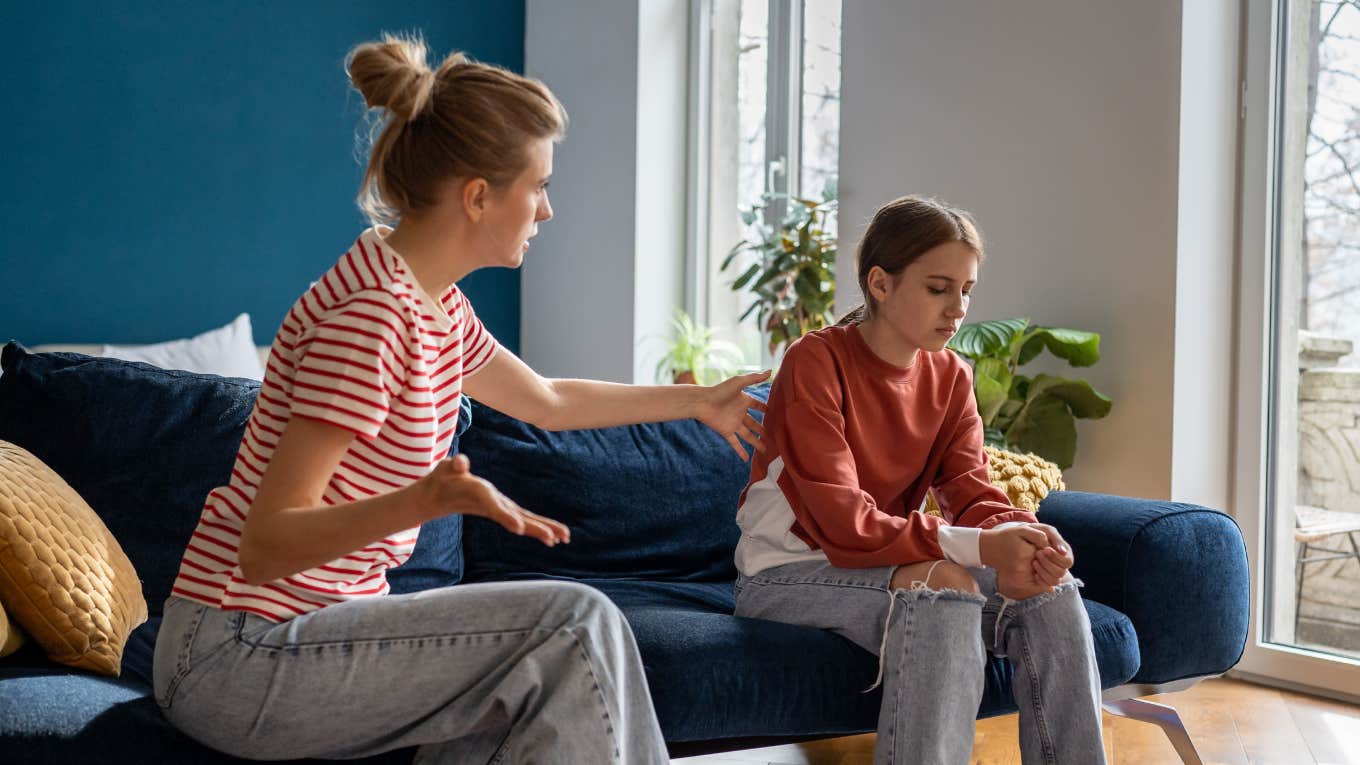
left=835, top=304, right=867, bottom=326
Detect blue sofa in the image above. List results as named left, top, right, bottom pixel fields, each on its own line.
left=0, top=343, right=1250, bottom=763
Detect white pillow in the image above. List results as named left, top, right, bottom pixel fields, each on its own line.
left=100, top=313, right=265, bottom=380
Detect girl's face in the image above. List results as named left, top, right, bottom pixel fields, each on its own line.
left=479, top=138, right=554, bottom=268
left=867, top=240, right=979, bottom=355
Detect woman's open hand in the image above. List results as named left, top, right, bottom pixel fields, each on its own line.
left=416, top=455, right=570, bottom=546
left=695, top=371, right=771, bottom=460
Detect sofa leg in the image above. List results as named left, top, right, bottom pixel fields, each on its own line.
left=1102, top=698, right=1204, bottom=765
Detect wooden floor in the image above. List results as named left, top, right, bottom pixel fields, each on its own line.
left=672, top=678, right=1360, bottom=765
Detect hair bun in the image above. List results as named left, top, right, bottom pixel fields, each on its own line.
left=347, top=35, right=436, bottom=122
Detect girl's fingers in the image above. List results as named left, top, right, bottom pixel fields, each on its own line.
left=726, top=434, right=749, bottom=461
left=745, top=396, right=768, bottom=414
left=1034, top=549, right=1068, bottom=583
left=1033, top=559, right=1063, bottom=586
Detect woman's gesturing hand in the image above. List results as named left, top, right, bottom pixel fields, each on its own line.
left=416, top=455, right=570, bottom=546
left=695, top=371, right=772, bottom=461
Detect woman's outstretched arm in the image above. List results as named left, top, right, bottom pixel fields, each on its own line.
left=462, top=345, right=770, bottom=460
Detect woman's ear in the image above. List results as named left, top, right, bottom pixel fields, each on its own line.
left=461, top=178, right=490, bottom=222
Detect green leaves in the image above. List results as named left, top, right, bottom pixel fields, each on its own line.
left=723, top=193, right=838, bottom=356
left=1017, top=327, right=1101, bottom=367
left=652, top=309, right=744, bottom=385
left=951, top=318, right=1112, bottom=469
left=949, top=318, right=1029, bottom=359
left=972, top=357, right=1012, bottom=424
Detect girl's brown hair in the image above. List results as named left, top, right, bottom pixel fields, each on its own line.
left=836, top=195, right=984, bottom=325
left=346, top=34, right=568, bottom=224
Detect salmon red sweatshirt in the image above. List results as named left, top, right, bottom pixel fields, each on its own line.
left=734, top=324, right=1038, bottom=576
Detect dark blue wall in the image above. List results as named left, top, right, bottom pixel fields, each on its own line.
left=1, top=1, right=524, bottom=352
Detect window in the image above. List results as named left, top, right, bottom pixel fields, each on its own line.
left=1236, top=0, right=1360, bottom=697
left=687, top=0, right=842, bottom=369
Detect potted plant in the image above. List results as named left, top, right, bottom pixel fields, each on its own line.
left=653, top=309, right=745, bottom=385
left=947, top=318, right=1113, bottom=469
left=721, top=192, right=838, bottom=357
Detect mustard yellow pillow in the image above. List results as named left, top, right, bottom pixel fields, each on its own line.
left=924, top=446, right=1065, bottom=517
left=0, top=440, right=147, bottom=675
left=0, top=599, right=25, bottom=658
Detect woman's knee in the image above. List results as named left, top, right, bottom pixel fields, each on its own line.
left=542, top=581, right=625, bottom=629
left=890, top=561, right=980, bottom=594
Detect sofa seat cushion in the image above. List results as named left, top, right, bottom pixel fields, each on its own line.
left=0, top=664, right=413, bottom=764
left=471, top=574, right=1141, bottom=742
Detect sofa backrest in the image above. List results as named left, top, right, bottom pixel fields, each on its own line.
left=0, top=343, right=472, bottom=611
left=457, top=386, right=770, bottom=583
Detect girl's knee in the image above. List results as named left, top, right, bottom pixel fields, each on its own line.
left=890, top=561, right=980, bottom=594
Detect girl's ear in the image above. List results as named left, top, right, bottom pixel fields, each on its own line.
left=866, top=265, right=891, bottom=302
left=462, top=178, right=491, bottom=222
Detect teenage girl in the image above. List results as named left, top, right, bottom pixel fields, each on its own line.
left=732, top=196, right=1104, bottom=764
left=153, top=35, right=768, bottom=764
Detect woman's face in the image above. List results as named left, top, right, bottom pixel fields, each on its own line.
left=869, top=240, right=979, bottom=354
left=480, top=138, right=554, bottom=268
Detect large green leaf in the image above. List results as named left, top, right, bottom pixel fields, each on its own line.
left=1020, top=327, right=1102, bottom=368
left=948, top=318, right=1029, bottom=360
left=1006, top=394, right=1078, bottom=469
left=972, top=357, right=1012, bottom=425
left=1026, top=374, right=1112, bottom=419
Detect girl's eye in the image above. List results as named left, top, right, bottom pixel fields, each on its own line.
left=927, top=287, right=946, bottom=295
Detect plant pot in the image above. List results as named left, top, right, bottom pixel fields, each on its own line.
left=673, top=371, right=697, bottom=385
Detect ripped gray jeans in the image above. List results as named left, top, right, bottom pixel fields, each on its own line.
left=733, top=560, right=1105, bottom=765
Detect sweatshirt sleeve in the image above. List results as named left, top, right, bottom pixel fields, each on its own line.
left=770, top=337, right=949, bottom=568
left=931, top=364, right=1039, bottom=534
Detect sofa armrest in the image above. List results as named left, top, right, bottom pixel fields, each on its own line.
left=1039, top=491, right=1249, bottom=684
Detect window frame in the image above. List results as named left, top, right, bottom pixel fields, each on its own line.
left=1234, top=0, right=1360, bottom=701
left=685, top=0, right=818, bottom=347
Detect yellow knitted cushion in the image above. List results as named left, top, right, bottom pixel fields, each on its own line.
left=0, top=440, right=147, bottom=676
left=923, top=446, right=1064, bottom=517
left=0, top=599, right=25, bottom=658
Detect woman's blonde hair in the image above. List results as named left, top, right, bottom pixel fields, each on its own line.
left=346, top=34, right=568, bottom=224
left=837, top=195, right=984, bottom=325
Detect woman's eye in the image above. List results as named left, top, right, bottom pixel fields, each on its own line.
left=927, top=287, right=946, bottom=295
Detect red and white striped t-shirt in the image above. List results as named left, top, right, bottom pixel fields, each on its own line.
left=169, top=227, right=500, bottom=622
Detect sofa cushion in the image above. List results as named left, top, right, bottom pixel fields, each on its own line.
left=0, top=441, right=147, bottom=676
left=0, top=345, right=259, bottom=617
left=0, top=667, right=412, bottom=764
left=457, top=385, right=770, bottom=583
left=0, top=344, right=473, bottom=613
left=0, top=599, right=24, bottom=657
left=475, top=573, right=1140, bottom=742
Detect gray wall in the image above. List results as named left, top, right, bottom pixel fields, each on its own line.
left=523, top=0, right=640, bottom=382
left=523, top=0, right=687, bottom=383
left=839, top=1, right=1237, bottom=500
